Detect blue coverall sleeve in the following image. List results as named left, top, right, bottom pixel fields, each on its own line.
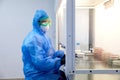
left=53, top=50, right=65, bottom=59
left=27, top=42, right=61, bottom=72
left=48, top=38, right=64, bottom=59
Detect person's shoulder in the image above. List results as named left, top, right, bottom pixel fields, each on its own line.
left=22, top=32, right=36, bottom=45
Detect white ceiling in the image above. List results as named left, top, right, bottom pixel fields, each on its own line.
left=76, top=0, right=106, bottom=7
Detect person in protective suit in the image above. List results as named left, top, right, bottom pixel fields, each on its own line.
left=21, top=10, right=66, bottom=80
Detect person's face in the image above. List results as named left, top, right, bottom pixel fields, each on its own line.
left=41, top=23, right=50, bottom=32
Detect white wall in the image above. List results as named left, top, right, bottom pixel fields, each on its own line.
left=0, top=0, right=55, bottom=79
left=94, top=0, right=120, bottom=54
left=75, top=9, right=89, bottom=51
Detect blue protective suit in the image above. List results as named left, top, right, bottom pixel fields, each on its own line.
left=21, top=10, right=64, bottom=80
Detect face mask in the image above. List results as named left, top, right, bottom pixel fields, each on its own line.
left=41, top=25, right=49, bottom=32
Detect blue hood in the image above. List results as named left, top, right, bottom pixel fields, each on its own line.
left=32, top=10, right=49, bottom=34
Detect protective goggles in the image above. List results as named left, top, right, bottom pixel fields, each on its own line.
left=38, top=18, right=51, bottom=27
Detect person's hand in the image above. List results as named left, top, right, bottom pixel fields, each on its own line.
left=54, top=50, right=64, bottom=58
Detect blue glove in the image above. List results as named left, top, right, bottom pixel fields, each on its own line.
left=54, top=50, right=64, bottom=59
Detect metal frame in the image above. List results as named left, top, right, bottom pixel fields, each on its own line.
left=65, top=0, right=120, bottom=78
left=72, top=70, right=120, bottom=74
left=66, top=0, right=75, bottom=79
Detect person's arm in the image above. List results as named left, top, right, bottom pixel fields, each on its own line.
left=48, top=37, right=65, bottom=59
left=27, top=41, right=61, bottom=72
left=53, top=50, right=65, bottom=59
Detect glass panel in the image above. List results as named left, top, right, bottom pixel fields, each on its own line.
left=75, top=55, right=120, bottom=70
left=56, top=0, right=66, bottom=51
left=74, top=74, right=120, bottom=80
left=75, top=0, right=120, bottom=70
left=75, top=0, right=91, bottom=70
